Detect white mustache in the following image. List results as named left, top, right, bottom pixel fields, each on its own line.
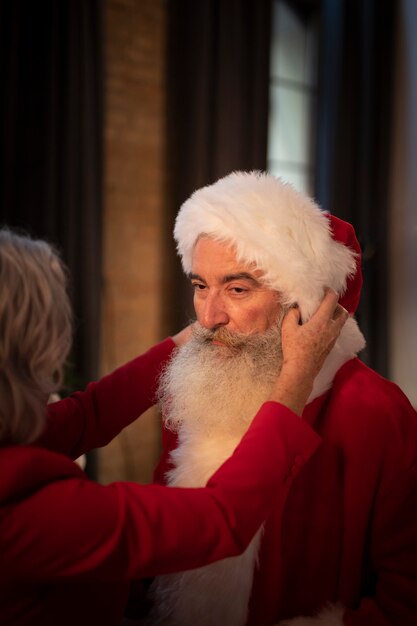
left=192, top=323, right=249, bottom=348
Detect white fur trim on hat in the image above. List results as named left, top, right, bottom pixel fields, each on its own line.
left=174, top=171, right=357, bottom=321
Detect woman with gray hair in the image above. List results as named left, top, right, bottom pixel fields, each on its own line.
left=0, top=228, right=347, bottom=626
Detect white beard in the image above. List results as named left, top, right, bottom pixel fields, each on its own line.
left=148, top=323, right=283, bottom=626
left=148, top=316, right=366, bottom=626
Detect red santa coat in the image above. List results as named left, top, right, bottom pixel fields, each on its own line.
left=0, top=338, right=321, bottom=626
left=155, top=357, right=417, bottom=626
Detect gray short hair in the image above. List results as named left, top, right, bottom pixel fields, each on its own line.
left=0, top=229, right=73, bottom=444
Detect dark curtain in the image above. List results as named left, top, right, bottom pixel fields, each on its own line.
left=0, top=0, right=104, bottom=391
left=315, top=0, right=397, bottom=375
left=162, top=0, right=272, bottom=331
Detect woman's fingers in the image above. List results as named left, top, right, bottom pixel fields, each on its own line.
left=312, top=288, right=339, bottom=320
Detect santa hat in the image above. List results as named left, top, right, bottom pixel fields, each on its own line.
left=174, top=171, right=362, bottom=321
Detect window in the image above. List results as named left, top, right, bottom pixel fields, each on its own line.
left=267, top=0, right=319, bottom=194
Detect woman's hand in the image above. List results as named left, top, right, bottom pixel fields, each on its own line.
left=171, top=323, right=194, bottom=347
left=269, top=290, right=348, bottom=416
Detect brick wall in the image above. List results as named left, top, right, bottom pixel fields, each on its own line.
left=98, top=0, right=167, bottom=484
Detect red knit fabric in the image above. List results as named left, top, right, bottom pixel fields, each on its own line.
left=327, top=214, right=363, bottom=314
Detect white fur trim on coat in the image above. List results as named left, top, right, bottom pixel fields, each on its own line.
left=174, top=171, right=357, bottom=321
left=308, top=316, right=365, bottom=402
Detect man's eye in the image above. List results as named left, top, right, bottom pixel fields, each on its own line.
left=230, top=286, right=247, bottom=295
left=192, top=283, right=206, bottom=291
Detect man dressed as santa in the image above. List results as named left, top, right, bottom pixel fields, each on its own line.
left=149, top=171, right=417, bottom=626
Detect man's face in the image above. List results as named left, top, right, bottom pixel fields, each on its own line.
left=190, top=236, right=282, bottom=340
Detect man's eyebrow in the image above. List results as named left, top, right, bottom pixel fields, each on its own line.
left=222, top=272, right=261, bottom=286
left=188, top=272, right=261, bottom=285
left=189, top=273, right=205, bottom=282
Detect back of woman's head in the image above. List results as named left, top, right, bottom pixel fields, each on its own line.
left=0, top=229, right=73, bottom=444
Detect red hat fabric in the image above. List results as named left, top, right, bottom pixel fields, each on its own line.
left=326, top=213, right=363, bottom=314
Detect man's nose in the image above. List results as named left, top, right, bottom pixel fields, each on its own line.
left=199, top=292, right=229, bottom=330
